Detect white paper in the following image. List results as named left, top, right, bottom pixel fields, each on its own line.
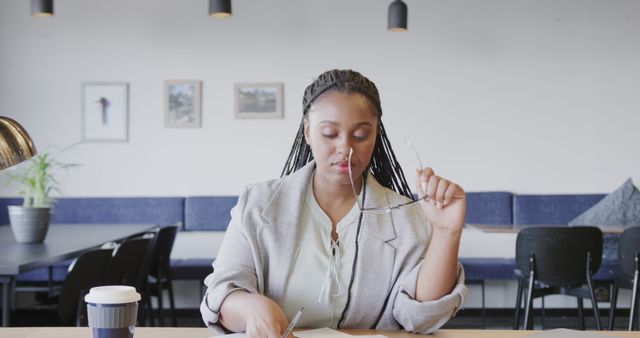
left=295, top=328, right=351, bottom=338
left=212, top=333, right=246, bottom=338
left=525, top=328, right=618, bottom=338
left=212, top=328, right=386, bottom=338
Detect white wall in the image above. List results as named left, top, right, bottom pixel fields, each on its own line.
left=1, top=0, right=639, bottom=197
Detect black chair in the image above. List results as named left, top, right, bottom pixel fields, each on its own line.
left=57, top=248, right=114, bottom=326
left=147, top=224, right=180, bottom=327
left=106, top=235, right=156, bottom=326
left=608, top=226, right=640, bottom=331
left=513, top=226, right=603, bottom=330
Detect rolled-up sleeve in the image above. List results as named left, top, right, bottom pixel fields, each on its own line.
left=200, top=187, right=260, bottom=334
left=392, top=262, right=468, bottom=334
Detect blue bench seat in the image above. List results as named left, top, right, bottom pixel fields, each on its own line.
left=460, top=257, right=517, bottom=281
left=170, top=258, right=214, bottom=281
left=461, top=257, right=617, bottom=283
left=14, top=260, right=72, bottom=284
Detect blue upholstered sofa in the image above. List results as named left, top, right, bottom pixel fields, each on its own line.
left=0, top=192, right=615, bottom=291
left=463, top=192, right=617, bottom=283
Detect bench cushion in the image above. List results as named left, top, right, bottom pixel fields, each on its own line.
left=466, top=192, right=513, bottom=225
left=460, top=257, right=517, bottom=280
left=460, top=257, right=616, bottom=282
left=50, top=197, right=184, bottom=226
left=0, top=198, right=24, bottom=225
left=513, top=194, right=605, bottom=225
left=594, top=260, right=617, bottom=281
left=14, top=260, right=72, bottom=283
left=184, top=196, right=237, bottom=231
left=170, top=258, right=214, bottom=280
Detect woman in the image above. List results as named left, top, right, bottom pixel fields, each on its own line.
left=201, top=70, right=467, bottom=337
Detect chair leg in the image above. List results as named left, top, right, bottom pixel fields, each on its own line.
left=629, top=299, right=640, bottom=331
left=478, top=280, right=486, bottom=329
left=2, top=280, right=10, bottom=327
left=637, top=300, right=639, bottom=331
left=609, top=278, right=619, bottom=331
left=630, top=271, right=639, bottom=331
left=138, top=301, right=145, bottom=326
left=76, top=289, right=90, bottom=327
left=524, top=274, right=535, bottom=330
left=541, top=297, right=546, bottom=330
left=156, top=281, right=164, bottom=327
left=138, top=292, right=149, bottom=327
left=514, top=278, right=523, bottom=330
left=587, top=274, right=602, bottom=330
left=141, top=287, right=153, bottom=327
left=10, top=279, right=16, bottom=311
left=167, top=280, right=177, bottom=327
left=578, top=297, right=585, bottom=330
left=147, top=292, right=155, bottom=327
left=637, top=296, right=640, bottom=331
left=47, top=266, right=54, bottom=296
left=637, top=297, right=640, bottom=331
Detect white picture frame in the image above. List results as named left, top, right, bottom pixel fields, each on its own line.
left=82, top=82, right=129, bottom=142
left=234, top=83, right=284, bottom=119
left=165, top=80, right=202, bottom=128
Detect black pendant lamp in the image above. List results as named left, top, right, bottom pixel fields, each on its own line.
left=209, top=0, right=232, bottom=18
left=31, top=0, right=53, bottom=17
left=388, top=0, right=407, bottom=31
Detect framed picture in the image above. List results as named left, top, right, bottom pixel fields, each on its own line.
left=82, top=82, right=129, bottom=142
left=234, top=83, right=284, bottom=119
left=165, top=80, right=202, bottom=128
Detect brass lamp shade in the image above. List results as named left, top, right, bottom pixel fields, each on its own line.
left=0, top=117, right=37, bottom=170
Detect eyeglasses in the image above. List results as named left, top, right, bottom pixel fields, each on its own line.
left=347, top=138, right=429, bottom=214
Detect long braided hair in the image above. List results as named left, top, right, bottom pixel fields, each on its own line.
left=281, top=69, right=414, bottom=200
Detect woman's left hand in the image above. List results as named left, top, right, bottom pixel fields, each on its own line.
left=415, top=168, right=466, bottom=233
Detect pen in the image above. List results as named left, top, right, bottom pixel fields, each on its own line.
left=281, top=307, right=304, bottom=338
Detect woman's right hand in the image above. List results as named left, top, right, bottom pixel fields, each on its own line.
left=245, top=294, right=292, bottom=338
left=220, top=291, right=293, bottom=338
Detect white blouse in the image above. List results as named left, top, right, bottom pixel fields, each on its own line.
left=281, top=174, right=361, bottom=328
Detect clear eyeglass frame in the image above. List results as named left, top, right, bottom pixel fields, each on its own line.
left=347, top=138, right=429, bottom=215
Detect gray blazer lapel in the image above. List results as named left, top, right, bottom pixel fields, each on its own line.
left=260, top=161, right=315, bottom=301
left=342, top=176, right=399, bottom=327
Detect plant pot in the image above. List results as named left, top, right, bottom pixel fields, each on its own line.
left=8, top=206, right=51, bottom=244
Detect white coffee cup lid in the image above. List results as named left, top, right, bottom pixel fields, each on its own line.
left=85, top=285, right=141, bottom=304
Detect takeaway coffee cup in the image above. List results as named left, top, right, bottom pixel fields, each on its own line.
left=85, top=285, right=141, bottom=338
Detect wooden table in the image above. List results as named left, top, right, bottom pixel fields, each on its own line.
left=0, top=328, right=640, bottom=338
left=0, top=223, right=157, bottom=327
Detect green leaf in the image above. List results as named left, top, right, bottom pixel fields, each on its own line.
left=2, top=147, right=80, bottom=207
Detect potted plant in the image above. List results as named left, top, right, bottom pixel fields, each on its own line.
left=5, top=150, right=77, bottom=243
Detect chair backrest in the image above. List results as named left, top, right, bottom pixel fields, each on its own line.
left=107, top=235, right=156, bottom=290
left=149, top=224, right=180, bottom=278
left=618, top=226, right=640, bottom=278
left=58, top=248, right=114, bottom=326
left=516, top=226, right=603, bottom=286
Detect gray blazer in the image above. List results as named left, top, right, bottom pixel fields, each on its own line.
left=200, top=161, right=467, bottom=335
